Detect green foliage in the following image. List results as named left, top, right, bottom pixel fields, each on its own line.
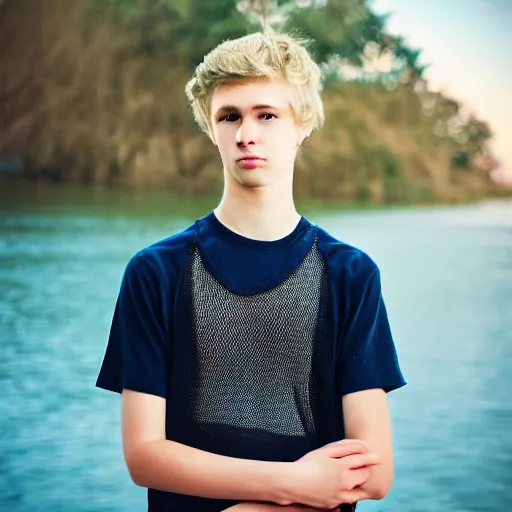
left=451, top=151, right=471, bottom=170
left=385, top=35, right=428, bottom=79
left=98, top=0, right=257, bottom=65
left=374, top=146, right=402, bottom=179
left=98, top=0, right=391, bottom=67
left=280, top=0, right=387, bottom=64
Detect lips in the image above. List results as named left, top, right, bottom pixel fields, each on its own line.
left=236, top=156, right=265, bottom=169
left=237, top=156, right=264, bottom=162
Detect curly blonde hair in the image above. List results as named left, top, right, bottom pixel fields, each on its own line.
left=185, top=29, right=325, bottom=135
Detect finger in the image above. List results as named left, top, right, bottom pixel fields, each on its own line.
left=339, top=488, right=372, bottom=504
left=346, top=467, right=371, bottom=489
left=340, top=452, right=381, bottom=469
left=336, top=438, right=370, bottom=450
left=323, top=439, right=369, bottom=458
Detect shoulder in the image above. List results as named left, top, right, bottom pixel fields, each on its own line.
left=124, top=221, right=197, bottom=284
left=314, top=223, right=379, bottom=282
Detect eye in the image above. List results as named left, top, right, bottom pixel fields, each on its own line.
left=259, top=113, right=276, bottom=121
left=219, top=113, right=240, bottom=122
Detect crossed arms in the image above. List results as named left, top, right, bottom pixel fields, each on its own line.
left=121, top=387, right=394, bottom=511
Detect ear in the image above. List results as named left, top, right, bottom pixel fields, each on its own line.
left=298, top=126, right=312, bottom=146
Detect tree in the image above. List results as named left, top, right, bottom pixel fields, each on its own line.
left=99, top=0, right=259, bottom=67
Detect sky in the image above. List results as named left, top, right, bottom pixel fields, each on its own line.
left=371, top=0, right=512, bottom=182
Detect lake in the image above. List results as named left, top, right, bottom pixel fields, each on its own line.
left=1, top=182, right=511, bottom=511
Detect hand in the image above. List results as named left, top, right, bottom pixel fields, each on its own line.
left=285, top=439, right=380, bottom=510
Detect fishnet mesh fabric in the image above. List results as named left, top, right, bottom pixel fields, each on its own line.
left=185, top=240, right=326, bottom=438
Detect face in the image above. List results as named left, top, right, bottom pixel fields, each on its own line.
left=209, top=78, right=309, bottom=189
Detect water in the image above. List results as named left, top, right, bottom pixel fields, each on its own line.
left=1, top=184, right=511, bottom=511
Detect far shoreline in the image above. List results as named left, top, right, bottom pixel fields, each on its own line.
left=1, top=176, right=511, bottom=219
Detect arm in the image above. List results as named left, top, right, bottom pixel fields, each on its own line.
left=122, top=390, right=377, bottom=508
left=100, top=256, right=290, bottom=501
left=342, top=388, right=394, bottom=500
left=122, top=389, right=291, bottom=503
left=336, top=263, right=406, bottom=502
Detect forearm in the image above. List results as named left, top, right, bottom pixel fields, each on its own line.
left=126, top=439, right=293, bottom=504
left=342, top=390, right=395, bottom=501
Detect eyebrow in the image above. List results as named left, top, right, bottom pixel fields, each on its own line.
left=214, top=104, right=281, bottom=117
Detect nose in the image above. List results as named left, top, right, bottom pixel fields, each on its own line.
left=236, top=117, right=258, bottom=147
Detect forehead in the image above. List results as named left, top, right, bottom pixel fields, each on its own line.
left=211, top=78, right=294, bottom=114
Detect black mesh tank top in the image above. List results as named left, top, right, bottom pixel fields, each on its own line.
left=180, top=236, right=327, bottom=446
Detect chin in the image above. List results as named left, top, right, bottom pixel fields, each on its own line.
left=231, top=169, right=271, bottom=188
left=238, top=176, right=270, bottom=188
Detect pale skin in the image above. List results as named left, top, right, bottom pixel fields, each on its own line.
left=121, top=77, right=396, bottom=511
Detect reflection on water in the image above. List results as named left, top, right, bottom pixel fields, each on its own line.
left=1, top=184, right=511, bottom=511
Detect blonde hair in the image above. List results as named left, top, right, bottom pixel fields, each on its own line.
left=185, top=29, right=325, bottom=134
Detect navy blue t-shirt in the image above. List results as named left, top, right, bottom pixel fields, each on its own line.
left=96, top=212, right=406, bottom=511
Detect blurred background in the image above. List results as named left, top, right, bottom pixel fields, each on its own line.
left=0, top=1, right=511, bottom=511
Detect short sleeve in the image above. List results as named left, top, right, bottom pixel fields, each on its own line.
left=338, top=267, right=406, bottom=396
left=96, top=253, right=169, bottom=398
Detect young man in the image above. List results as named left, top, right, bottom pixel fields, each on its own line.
left=96, top=30, right=406, bottom=512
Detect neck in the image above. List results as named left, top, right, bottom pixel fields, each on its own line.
left=214, top=178, right=301, bottom=242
